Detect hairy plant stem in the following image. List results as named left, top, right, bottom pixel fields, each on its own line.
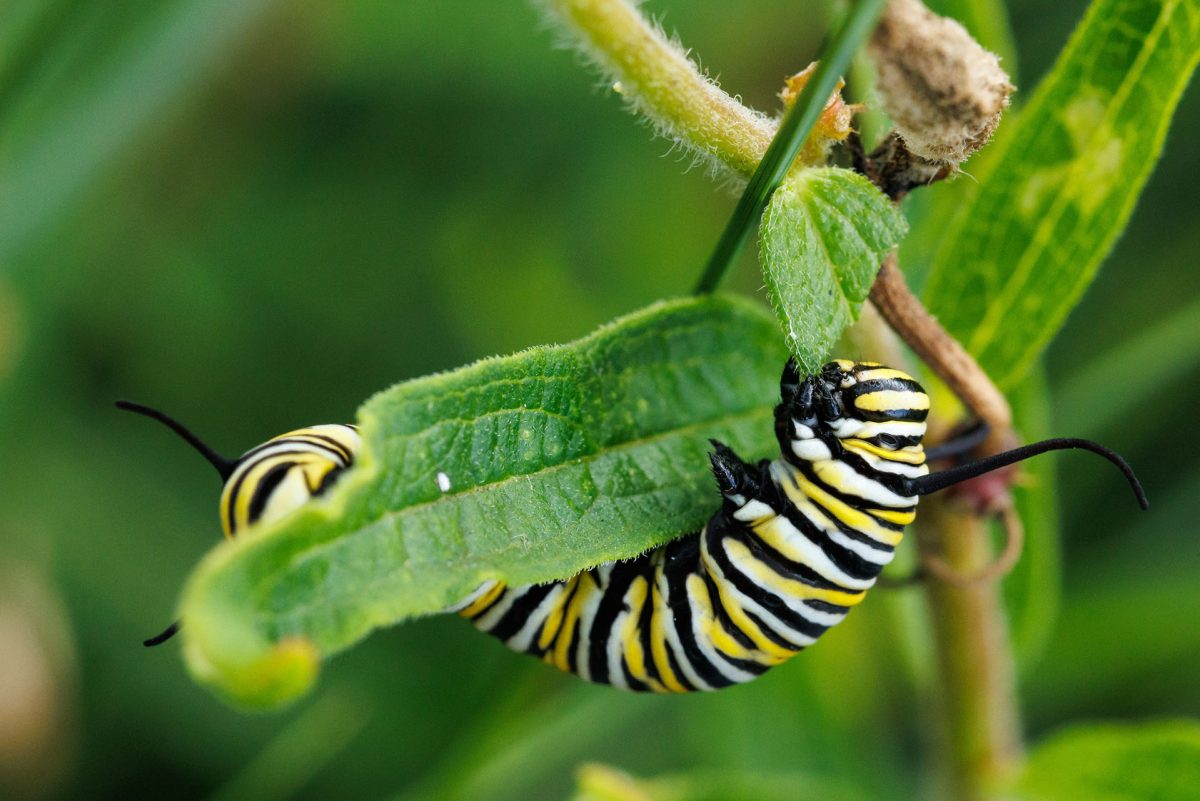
left=539, top=0, right=774, bottom=177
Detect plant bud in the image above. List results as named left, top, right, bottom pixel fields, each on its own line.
left=779, top=63, right=857, bottom=165
left=869, top=0, right=1014, bottom=164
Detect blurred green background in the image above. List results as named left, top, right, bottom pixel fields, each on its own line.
left=1, top=1, right=1197, bottom=799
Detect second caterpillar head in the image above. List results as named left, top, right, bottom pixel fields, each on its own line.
left=217, top=425, right=361, bottom=539
left=115, top=402, right=361, bottom=646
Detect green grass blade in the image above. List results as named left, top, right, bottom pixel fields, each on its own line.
left=920, top=0, right=1200, bottom=388
left=760, top=167, right=907, bottom=372
left=177, top=295, right=788, bottom=709
left=693, top=0, right=888, bottom=294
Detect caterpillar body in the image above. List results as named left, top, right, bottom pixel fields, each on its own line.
left=445, top=359, right=927, bottom=691
left=120, top=359, right=1147, bottom=689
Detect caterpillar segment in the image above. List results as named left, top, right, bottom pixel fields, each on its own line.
left=453, top=359, right=930, bottom=691
left=217, top=424, right=361, bottom=538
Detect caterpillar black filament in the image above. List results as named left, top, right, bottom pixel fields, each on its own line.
left=119, top=359, right=1147, bottom=689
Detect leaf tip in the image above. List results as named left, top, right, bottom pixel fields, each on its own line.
left=185, top=634, right=321, bottom=711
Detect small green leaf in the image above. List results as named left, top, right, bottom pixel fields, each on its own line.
left=1013, top=720, right=1200, bottom=801
left=178, top=295, right=788, bottom=709
left=692, top=0, right=889, bottom=294
left=921, top=0, right=1200, bottom=388
left=759, top=167, right=907, bottom=373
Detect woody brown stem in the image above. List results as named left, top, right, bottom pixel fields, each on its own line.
left=869, top=253, right=1013, bottom=450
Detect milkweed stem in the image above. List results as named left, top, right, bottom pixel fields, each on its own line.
left=918, top=498, right=1025, bottom=800
left=538, top=0, right=775, bottom=179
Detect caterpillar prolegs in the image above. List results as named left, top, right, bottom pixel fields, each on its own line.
left=121, top=359, right=1147, bottom=690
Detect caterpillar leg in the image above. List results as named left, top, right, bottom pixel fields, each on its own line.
left=708, top=439, right=768, bottom=504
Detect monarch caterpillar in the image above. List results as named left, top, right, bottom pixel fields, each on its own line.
left=120, top=359, right=1147, bottom=690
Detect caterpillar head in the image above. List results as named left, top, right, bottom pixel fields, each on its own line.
left=775, top=359, right=930, bottom=465
left=773, top=360, right=1147, bottom=509
left=217, top=425, right=362, bottom=539
left=117, top=402, right=361, bottom=538
left=116, top=402, right=361, bottom=645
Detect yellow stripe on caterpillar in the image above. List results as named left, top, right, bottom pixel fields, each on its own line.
left=853, top=390, right=930, bottom=413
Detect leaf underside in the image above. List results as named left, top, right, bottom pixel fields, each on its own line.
left=179, top=295, right=788, bottom=708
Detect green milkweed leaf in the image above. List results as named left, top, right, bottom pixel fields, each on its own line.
left=921, top=0, right=1200, bottom=388
left=1012, top=720, right=1200, bottom=801
left=759, top=167, right=907, bottom=374
left=177, top=295, right=788, bottom=709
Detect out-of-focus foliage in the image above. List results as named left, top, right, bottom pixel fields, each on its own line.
left=182, top=297, right=787, bottom=709
left=569, top=762, right=873, bottom=801
left=1012, top=721, right=1200, bottom=800
left=0, top=1, right=1196, bottom=800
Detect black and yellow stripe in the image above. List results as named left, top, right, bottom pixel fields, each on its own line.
left=449, top=359, right=931, bottom=692
left=217, top=425, right=361, bottom=538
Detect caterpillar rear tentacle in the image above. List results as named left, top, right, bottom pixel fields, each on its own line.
left=123, top=359, right=1148, bottom=691
left=117, top=400, right=360, bottom=646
